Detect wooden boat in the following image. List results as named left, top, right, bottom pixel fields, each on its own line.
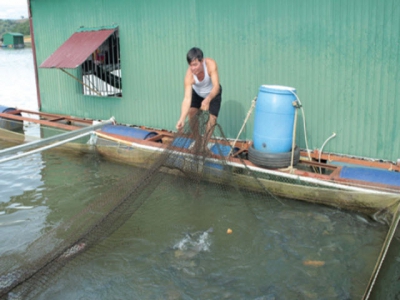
left=1, top=107, right=399, bottom=300
left=1, top=107, right=399, bottom=224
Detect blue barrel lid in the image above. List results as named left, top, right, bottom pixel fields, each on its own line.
left=259, top=85, right=296, bottom=95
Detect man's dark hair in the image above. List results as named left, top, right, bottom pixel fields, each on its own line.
left=187, top=47, right=204, bottom=64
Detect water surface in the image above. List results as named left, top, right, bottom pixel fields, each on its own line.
left=0, top=139, right=388, bottom=299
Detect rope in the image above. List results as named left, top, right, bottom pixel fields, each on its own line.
left=287, top=90, right=323, bottom=173
left=362, top=203, right=400, bottom=300
left=288, top=105, right=298, bottom=174
left=286, top=90, right=313, bottom=163
left=228, top=97, right=257, bottom=157
left=60, top=68, right=101, bottom=96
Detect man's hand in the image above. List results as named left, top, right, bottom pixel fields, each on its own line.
left=201, top=98, right=210, bottom=111
left=176, top=119, right=185, bottom=130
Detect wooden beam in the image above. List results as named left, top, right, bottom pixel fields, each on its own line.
left=0, top=113, right=80, bottom=130
left=308, top=149, right=400, bottom=172
left=16, top=109, right=93, bottom=124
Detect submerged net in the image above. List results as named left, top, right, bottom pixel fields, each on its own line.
left=0, top=112, right=281, bottom=299
left=0, top=112, right=399, bottom=299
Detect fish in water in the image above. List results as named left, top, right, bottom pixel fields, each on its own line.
left=165, top=227, right=213, bottom=277
left=173, top=227, right=213, bottom=258
left=303, top=260, right=325, bottom=267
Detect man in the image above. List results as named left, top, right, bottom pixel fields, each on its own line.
left=176, top=47, right=222, bottom=151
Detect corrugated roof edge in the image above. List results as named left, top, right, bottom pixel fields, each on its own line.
left=76, top=25, right=118, bottom=32
left=5, top=33, right=24, bottom=36
left=40, top=29, right=116, bottom=68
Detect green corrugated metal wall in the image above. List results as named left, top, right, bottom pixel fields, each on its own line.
left=31, top=0, right=400, bottom=161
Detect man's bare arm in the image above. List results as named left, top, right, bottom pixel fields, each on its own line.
left=176, top=69, right=194, bottom=129
left=201, top=58, right=220, bottom=110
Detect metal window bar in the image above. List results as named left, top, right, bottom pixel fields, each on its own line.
left=82, top=31, right=122, bottom=97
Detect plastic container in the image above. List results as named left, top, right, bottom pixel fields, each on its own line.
left=339, top=166, right=400, bottom=187
left=101, top=125, right=158, bottom=140
left=253, top=85, right=296, bottom=153
left=0, top=105, right=22, bottom=130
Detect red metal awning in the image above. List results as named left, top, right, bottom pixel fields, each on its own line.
left=40, top=28, right=115, bottom=69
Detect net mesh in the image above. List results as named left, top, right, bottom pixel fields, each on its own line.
left=0, top=112, right=399, bottom=299
left=0, top=112, right=281, bottom=299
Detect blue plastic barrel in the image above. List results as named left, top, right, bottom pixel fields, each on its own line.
left=253, top=85, right=296, bottom=153
left=0, top=105, right=22, bottom=130
left=0, top=106, right=19, bottom=114
left=101, top=125, right=158, bottom=140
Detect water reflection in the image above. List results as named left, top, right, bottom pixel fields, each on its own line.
left=0, top=140, right=127, bottom=256
left=0, top=48, right=38, bottom=111
left=0, top=144, right=46, bottom=255
left=0, top=151, right=44, bottom=204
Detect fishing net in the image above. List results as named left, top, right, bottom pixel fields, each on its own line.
left=0, top=112, right=279, bottom=299
left=0, top=112, right=399, bottom=299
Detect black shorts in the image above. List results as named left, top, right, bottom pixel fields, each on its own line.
left=191, top=85, right=222, bottom=117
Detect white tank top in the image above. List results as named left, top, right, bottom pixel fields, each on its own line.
left=192, top=60, right=213, bottom=98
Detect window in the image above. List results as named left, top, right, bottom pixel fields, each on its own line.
left=81, top=30, right=122, bottom=97
left=40, top=26, right=122, bottom=98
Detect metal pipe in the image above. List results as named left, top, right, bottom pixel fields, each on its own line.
left=362, top=203, right=400, bottom=299
left=318, top=132, right=336, bottom=173
left=0, top=131, right=94, bottom=164
left=0, top=119, right=114, bottom=157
